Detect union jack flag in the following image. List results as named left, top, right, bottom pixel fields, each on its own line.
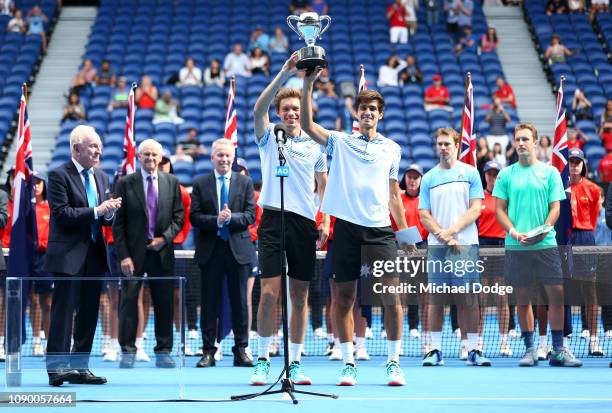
left=352, top=64, right=367, bottom=132
left=121, top=83, right=137, bottom=175
left=551, top=76, right=572, bottom=245
left=224, top=76, right=238, bottom=147
left=459, top=73, right=476, bottom=166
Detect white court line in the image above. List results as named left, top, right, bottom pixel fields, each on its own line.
left=247, top=397, right=612, bottom=402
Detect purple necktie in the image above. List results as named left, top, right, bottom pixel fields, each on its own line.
left=146, top=175, right=158, bottom=239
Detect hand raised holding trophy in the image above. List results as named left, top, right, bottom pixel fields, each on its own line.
left=286, top=12, right=331, bottom=72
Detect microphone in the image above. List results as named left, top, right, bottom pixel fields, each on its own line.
left=274, top=124, right=287, bottom=158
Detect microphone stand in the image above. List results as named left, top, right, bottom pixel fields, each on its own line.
left=232, top=142, right=338, bottom=404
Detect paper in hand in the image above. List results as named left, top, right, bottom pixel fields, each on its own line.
left=395, top=226, right=422, bottom=244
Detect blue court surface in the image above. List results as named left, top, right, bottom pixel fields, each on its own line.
left=2, top=356, right=611, bottom=412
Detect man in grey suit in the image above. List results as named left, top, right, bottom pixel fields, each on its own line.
left=113, top=139, right=184, bottom=368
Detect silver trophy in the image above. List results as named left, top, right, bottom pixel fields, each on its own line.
left=286, top=12, right=331, bottom=71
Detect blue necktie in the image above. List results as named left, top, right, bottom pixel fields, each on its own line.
left=219, top=176, right=230, bottom=241
left=83, top=169, right=98, bottom=241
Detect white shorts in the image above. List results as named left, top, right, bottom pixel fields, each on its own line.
left=592, top=0, right=608, bottom=5
left=390, top=26, right=408, bottom=44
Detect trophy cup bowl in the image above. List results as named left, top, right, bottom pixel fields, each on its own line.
left=287, top=12, right=331, bottom=72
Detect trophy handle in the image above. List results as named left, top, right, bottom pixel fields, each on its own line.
left=318, top=15, right=331, bottom=39
left=286, top=15, right=302, bottom=39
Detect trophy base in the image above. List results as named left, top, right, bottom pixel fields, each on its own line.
left=296, top=46, right=327, bottom=71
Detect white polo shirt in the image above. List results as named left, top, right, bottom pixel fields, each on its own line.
left=322, top=131, right=401, bottom=227
left=257, top=124, right=327, bottom=221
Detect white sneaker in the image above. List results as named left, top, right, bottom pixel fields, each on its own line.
left=410, top=329, right=420, bottom=339
left=605, top=330, right=612, bottom=340
left=454, top=328, right=461, bottom=339
left=184, top=343, right=194, bottom=356
left=380, top=329, right=387, bottom=339
left=136, top=348, right=151, bottom=362
left=500, top=342, right=513, bottom=357
left=365, top=327, right=373, bottom=339
left=589, top=337, right=604, bottom=356
left=459, top=344, right=468, bottom=360
left=187, top=329, right=199, bottom=340
left=104, top=348, right=119, bottom=362
left=508, top=329, right=520, bottom=339
left=329, top=347, right=342, bottom=361
left=32, top=342, right=45, bottom=356
left=355, top=347, right=370, bottom=360
left=537, top=346, right=550, bottom=361
left=214, top=347, right=224, bottom=361
left=580, top=329, right=590, bottom=340
left=313, top=327, right=326, bottom=340
left=101, top=339, right=110, bottom=356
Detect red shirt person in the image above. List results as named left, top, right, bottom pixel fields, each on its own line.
left=390, top=164, right=429, bottom=242
left=568, top=149, right=600, bottom=232
left=494, top=76, right=516, bottom=109
left=599, top=151, right=612, bottom=183
left=478, top=161, right=506, bottom=243
left=424, top=74, right=450, bottom=111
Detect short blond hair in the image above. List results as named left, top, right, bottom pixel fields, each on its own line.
left=514, top=123, right=538, bottom=141
left=274, top=88, right=301, bottom=110
left=434, top=127, right=460, bottom=146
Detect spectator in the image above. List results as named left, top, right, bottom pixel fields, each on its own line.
left=589, top=0, right=609, bottom=24
left=70, top=59, right=97, bottom=95
left=403, top=0, right=419, bottom=37
left=153, top=91, right=183, bottom=125
left=599, top=148, right=612, bottom=183
left=481, top=27, right=499, bottom=53
left=457, top=0, right=474, bottom=30
left=453, top=25, right=477, bottom=54
left=95, top=59, right=116, bottom=87
left=546, top=0, right=568, bottom=15
left=203, top=58, right=225, bottom=88
left=269, top=27, right=289, bottom=53
left=135, top=75, right=158, bottom=110
left=178, top=57, right=203, bottom=87
left=386, top=0, right=408, bottom=44
left=224, top=43, right=251, bottom=78
left=536, top=134, right=553, bottom=163
left=0, top=0, right=14, bottom=15
left=62, top=92, right=86, bottom=122
left=6, top=9, right=24, bottom=32
left=598, top=99, right=612, bottom=152
left=544, top=34, right=573, bottom=65
left=485, top=96, right=511, bottom=150
left=492, top=142, right=506, bottom=167
left=477, top=136, right=493, bottom=180
left=249, top=27, right=270, bottom=54
left=425, top=0, right=440, bottom=26
left=336, top=95, right=357, bottom=133
left=568, top=0, right=585, bottom=13
left=175, top=128, right=207, bottom=162
left=284, top=69, right=305, bottom=89
left=249, top=47, right=270, bottom=76
left=424, top=74, right=452, bottom=111
left=26, top=5, right=48, bottom=52
left=399, top=55, right=423, bottom=84
left=505, top=140, right=518, bottom=165
left=311, top=0, right=328, bottom=15
left=572, top=88, right=593, bottom=122
left=494, top=76, right=516, bottom=109
left=378, top=55, right=404, bottom=87
left=315, top=79, right=338, bottom=100
left=289, top=0, right=311, bottom=15
left=444, top=0, right=460, bottom=37
left=107, top=77, right=130, bottom=111
left=567, top=128, right=589, bottom=150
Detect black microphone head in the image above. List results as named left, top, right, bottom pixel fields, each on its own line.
left=274, top=124, right=287, bottom=143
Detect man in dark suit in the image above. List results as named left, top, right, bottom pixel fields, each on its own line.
left=113, top=138, right=184, bottom=368
left=190, top=138, right=255, bottom=368
left=45, top=125, right=122, bottom=386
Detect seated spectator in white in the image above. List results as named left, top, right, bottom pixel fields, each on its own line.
left=491, top=142, right=506, bottom=167
left=536, top=135, right=552, bottom=163
left=336, top=95, right=357, bottom=133
left=485, top=96, right=511, bottom=150
left=249, top=27, right=270, bottom=54
left=6, top=9, right=24, bottom=32
left=590, top=0, right=609, bottom=24
left=289, top=0, right=311, bottom=15
left=404, top=0, right=418, bottom=37
left=378, top=55, right=405, bottom=87
left=544, top=34, right=573, bottom=65
left=107, top=77, right=130, bottom=111
left=62, top=92, right=86, bottom=122
left=70, top=59, right=97, bottom=95
left=95, top=59, right=116, bottom=87
left=224, top=43, right=251, bottom=78
left=153, top=91, right=184, bottom=125
left=174, top=128, right=207, bottom=162
left=0, top=0, right=14, bottom=15
left=136, top=75, right=158, bottom=110
left=568, top=0, right=585, bottom=13
left=269, top=27, right=289, bottom=53
left=203, top=58, right=225, bottom=88
left=249, top=47, right=270, bottom=76
left=285, top=70, right=305, bottom=89
left=386, top=0, right=408, bottom=44
left=26, top=5, right=48, bottom=52
left=457, top=0, right=474, bottom=29
left=424, top=74, right=452, bottom=111
left=546, top=0, right=567, bottom=15
left=481, top=27, right=498, bottom=54
left=572, top=88, right=593, bottom=121
left=453, top=25, right=477, bottom=54
left=399, top=55, right=423, bottom=84
left=178, top=57, right=203, bottom=87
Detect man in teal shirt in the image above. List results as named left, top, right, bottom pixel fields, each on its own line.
left=493, top=123, right=582, bottom=367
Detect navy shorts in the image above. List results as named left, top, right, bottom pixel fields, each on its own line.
left=427, top=244, right=480, bottom=287
left=505, top=247, right=563, bottom=288
left=32, top=252, right=54, bottom=294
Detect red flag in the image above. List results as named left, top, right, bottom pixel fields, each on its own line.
left=352, top=64, right=367, bottom=132
left=121, top=83, right=137, bottom=175
left=459, top=73, right=476, bottom=166
left=224, top=76, right=238, bottom=147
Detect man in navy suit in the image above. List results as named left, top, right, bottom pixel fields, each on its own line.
left=190, top=138, right=256, bottom=368
left=44, top=125, right=122, bottom=386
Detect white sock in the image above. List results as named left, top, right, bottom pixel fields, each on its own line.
left=289, top=342, right=303, bottom=363
left=0, top=336, right=5, bottom=345
left=500, top=334, right=508, bottom=345
left=539, top=335, right=548, bottom=348
left=340, top=341, right=355, bottom=365
left=387, top=340, right=401, bottom=363
left=33, top=336, right=41, bottom=344
left=135, top=337, right=144, bottom=349
left=563, top=337, right=569, bottom=348
left=461, top=338, right=468, bottom=349
left=258, top=336, right=272, bottom=360
left=467, top=333, right=479, bottom=351
left=431, top=331, right=442, bottom=351
left=333, top=337, right=340, bottom=348
left=355, top=337, right=365, bottom=350
left=327, top=333, right=333, bottom=343
left=111, top=338, right=120, bottom=350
